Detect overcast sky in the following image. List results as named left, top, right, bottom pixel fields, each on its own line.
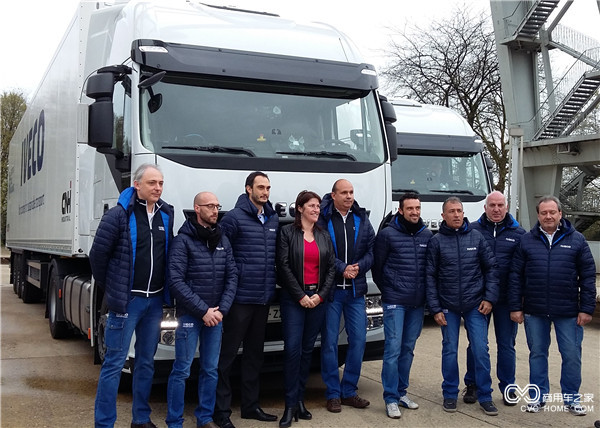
left=0, top=0, right=598, bottom=98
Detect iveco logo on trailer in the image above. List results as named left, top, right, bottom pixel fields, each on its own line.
left=21, top=110, right=45, bottom=185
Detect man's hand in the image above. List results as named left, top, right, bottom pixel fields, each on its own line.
left=202, top=307, right=223, bottom=327
left=434, top=312, right=447, bottom=326
left=343, top=263, right=359, bottom=279
left=510, top=310, right=524, bottom=324
left=577, top=312, right=592, bottom=326
left=299, top=295, right=316, bottom=308
left=309, top=294, right=322, bottom=307
left=478, top=300, right=492, bottom=315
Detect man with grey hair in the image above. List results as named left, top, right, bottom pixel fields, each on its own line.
left=462, top=191, right=525, bottom=406
left=91, top=163, right=174, bottom=428
left=508, top=195, right=596, bottom=416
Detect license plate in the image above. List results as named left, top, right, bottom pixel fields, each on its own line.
left=267, top=305, right=281, bottom=322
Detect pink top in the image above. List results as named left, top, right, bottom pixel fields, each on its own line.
left=303, top=239, right=319, bottom=285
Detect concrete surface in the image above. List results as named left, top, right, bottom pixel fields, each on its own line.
left=1, top=261, right=599, bottom=427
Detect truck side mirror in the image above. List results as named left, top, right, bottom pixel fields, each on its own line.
left=379, top=95, right=398, bottom=162
left=86, top=72, right=115, bottom=149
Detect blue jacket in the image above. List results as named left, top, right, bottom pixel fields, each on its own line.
left=168, top=219, right=238, bottom=319
left=89, top=187, right=174, bottom=314
left=373, top=214, right=433, bottom=307
left=220, top=194, right=279, bottom=305
left=508, top=219, right=597, bottom=317
left=425, top=218, right=499, bottom=314
left=470, top=212, right=525, bottom=304
left=318, top=193, right=375, bottom=299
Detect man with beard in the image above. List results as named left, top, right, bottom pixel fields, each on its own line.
left=214, top=172, right=279, bottom=428
left=166, top=192, right=237, bottom=428
left=373, top=193, right=432, bottom=419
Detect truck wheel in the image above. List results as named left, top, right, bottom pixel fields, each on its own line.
left=94, top=298, right=109, bottom=364
left=22, top=281, right=42, bottom=303
left=12, top=254, right=20, bottom=295
left=48, top=265, right=70, bottom=339
left=14, top=254, right=25, bottom=298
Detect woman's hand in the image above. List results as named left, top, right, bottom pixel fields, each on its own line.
left=299, top=295, right=315, bottom=308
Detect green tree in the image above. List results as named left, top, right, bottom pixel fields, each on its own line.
left=1, top=91, right=27, bottom=245
left=381, top=6, right=509, bottom=192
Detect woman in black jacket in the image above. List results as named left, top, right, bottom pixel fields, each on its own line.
left=276, top=190, right=336, bottom=427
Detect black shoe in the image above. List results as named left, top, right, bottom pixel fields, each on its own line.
left=503, top=389, right=517, bottom=406
left=241, top=407, right=278, bottom=422
left=131, top=422, right=157, bottom=428
left=462, top=384, right=477, bottom=404
left=443, top=398, right=457, bottom=413
left=215, top=417, right=235, bottom=428
left=278, top=407, right=298, bottom=428
left=297, top=401, right=312, bottom=420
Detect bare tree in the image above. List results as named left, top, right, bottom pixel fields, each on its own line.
left=1, top=91, right=27, bottom=245
left=381, top=6, right=509, bottom=192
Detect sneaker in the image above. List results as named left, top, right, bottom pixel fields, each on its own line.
left=443, top=398, right=457, bottom=413
left=502, top=389, right=517, bottom=406
left=462, top=384, right=477, bottom=404
left=326, top=398, right=342, bottom=413
left=399, top=395, right=419, bottom=410
left=341, top=395, right=370, bottom=408
left=480, top=401, right=498, bottom=416
left=525, top=402, right=546, bottom=413
left=567, top=402, right=587, bottom=416
left=385, top=402, right=402, bottom=419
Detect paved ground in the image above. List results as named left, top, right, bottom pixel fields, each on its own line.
left=1, top=260, right=599, bottom=427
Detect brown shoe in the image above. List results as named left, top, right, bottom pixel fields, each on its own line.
left=341, top=395, right=370, bottom=408
left=326, top=398, right=342, bottom=413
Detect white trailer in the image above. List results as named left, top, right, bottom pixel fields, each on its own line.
left=389, top=99, right=493, bottom=229
left=7, top=0, right=397, bottom=376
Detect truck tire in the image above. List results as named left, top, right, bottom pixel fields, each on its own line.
left=94, top=298, right=109, bottom=364
left=22, top=281, right=42, bottom=303
left=12, top=254, right=20, bottom=295
left=14, top=254, right=26, bottom=298
left=48, top=263, right=70, bottom=339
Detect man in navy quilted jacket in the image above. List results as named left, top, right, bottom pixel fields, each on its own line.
left=508, top=195, right=596, bottom=416
left=166, top=192, right=237, bottom=428
left=425, top=196, right=499, bottom=416
left=373, top=193, right=432, bottom=419
left=214, top=172, right=279, bottom=428
left=90, top=163, right=174, bottom=428
left=462, top=191, right=525, bottom=406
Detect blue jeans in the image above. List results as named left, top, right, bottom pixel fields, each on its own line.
left=166, top=314, right=222, bottom=428
left=281, top=290, right=326, bottom=407
left=523, top=314, right=583, bottom=403
left=464, top=303, right=518, bottom=394
left=95, top=295, right=163, bottom=428
left=321, top=289, right=367, bottom=400
left=441, top=307, right=493, bottom=403
left=381, top=304, right=424, bottom=404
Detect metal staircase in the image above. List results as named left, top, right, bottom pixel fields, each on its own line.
left=513, top=0, right=560, bottom=39
left=534, top=70, right=600, bottom=139
left=560, top=165, right=600, bottom=232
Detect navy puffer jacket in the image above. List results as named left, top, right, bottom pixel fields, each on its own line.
left=90, top=187, right=174, bottom=314
left=470, top=213, right=525, bottom=304
left=168, top=220, right=237, bottom=319
left=425, top=218, right=499, bottom=314
left=508, top=219, right=596, bottom=317
left=373, top=214, right=433, bottom=307
left=220, top=194, right=278, bottom=305
left=318, top=193, right=375, bottom=299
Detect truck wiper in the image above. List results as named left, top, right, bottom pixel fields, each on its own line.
left=276, top=151, right=356, bottom=161
left=392, top=188, right=419, bottom=193
left=430, top=189, right=474, bottom=195
left=162, top=145, right=255, bottom=157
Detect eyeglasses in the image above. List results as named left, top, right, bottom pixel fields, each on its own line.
left=197, top=204, right=222, bottom=211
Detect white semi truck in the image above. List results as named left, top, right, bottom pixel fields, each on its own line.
left=6, top=0, right=397, bottom=376
left=389, top=99, right=493, bottom=229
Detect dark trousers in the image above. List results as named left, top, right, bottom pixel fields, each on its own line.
left=215, top=303, right=270, bottom=419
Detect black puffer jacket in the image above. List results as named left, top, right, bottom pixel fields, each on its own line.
left=425, top=218, right=499, bottom=314
left=276, top=224, right=336, bottom=302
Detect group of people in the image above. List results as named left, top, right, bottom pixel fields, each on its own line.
left=89, top=163, right=596, bottom=428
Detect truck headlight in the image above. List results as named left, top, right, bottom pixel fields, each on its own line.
left=159, top=308, right=178, bottom=345
left=365, top=295, right=383, bottom=330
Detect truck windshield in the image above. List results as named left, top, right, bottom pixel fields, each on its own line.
left=139, top=78, right=385, bottom=165
left=391, top=154, right=489, bottom=198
